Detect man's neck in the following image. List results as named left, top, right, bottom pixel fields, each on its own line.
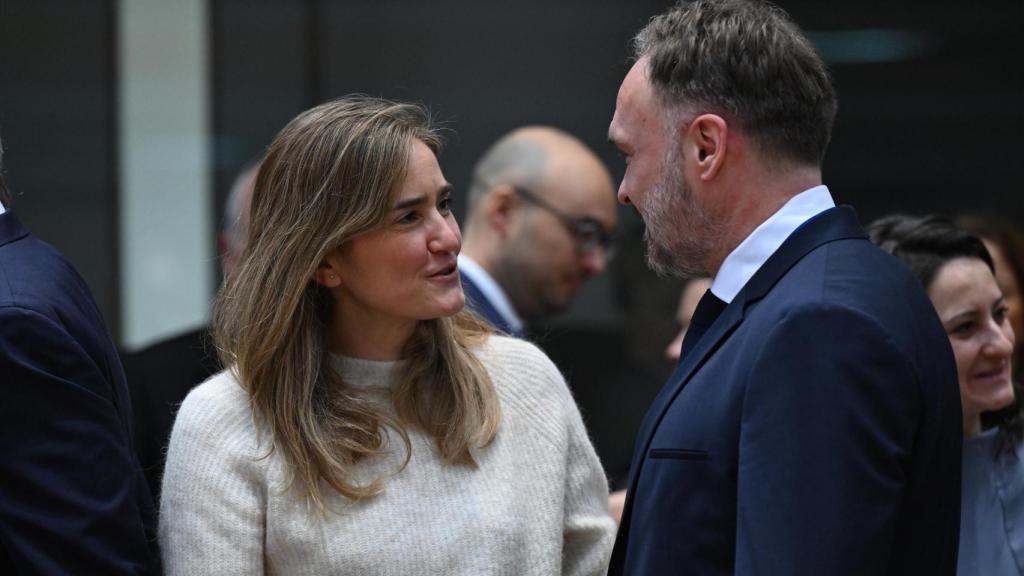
left=706, top=166, right=822, bottom=276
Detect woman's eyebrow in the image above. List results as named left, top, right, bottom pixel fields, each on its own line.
left=391, top=183, right=453, bottom=211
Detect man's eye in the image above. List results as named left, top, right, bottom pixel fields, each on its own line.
left=438, top=196, right=452, bottom=213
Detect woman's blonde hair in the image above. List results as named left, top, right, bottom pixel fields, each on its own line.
left=212, top=96, right=499, bottom=510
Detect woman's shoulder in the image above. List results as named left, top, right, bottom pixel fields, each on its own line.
left=182, top=368, right=249, bottom=408
left=173, top=369, right=255, bottom=438
left=475, top=335, right=561, bottom=378
left=474, top=335, right=574, bottom=408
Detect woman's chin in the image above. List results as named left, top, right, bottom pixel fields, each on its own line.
left=426, top=295, right=466, bottom=319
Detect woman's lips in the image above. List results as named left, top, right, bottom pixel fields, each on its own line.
left=972, top=364, right=1011, bottom=387
left=428, top=263, right=458, bottom=281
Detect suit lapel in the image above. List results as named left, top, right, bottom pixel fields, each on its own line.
left=615, top=206, right=869, bottom=547
left=459, top=271, right=518, bottom=336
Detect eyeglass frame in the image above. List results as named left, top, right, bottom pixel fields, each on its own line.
left=512, top=186, right=617, bottom=260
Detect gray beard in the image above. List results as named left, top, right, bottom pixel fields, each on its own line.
left=637, top=151, right=721, bottom=279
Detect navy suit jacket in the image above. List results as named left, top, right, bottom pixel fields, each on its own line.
left=0, top=212, right=159, bottom=574
left=609, top=207, right=962, bottom=575
left=460, top=269, right=522, bottom=337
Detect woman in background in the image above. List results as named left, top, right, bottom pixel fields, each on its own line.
left=159, top=96, right=615, bottom=575
left=957, top=213, right=1024, bottom=383
left=869, top=214, right=1020, bottom=575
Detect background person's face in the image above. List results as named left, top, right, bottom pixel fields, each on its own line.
left=493, top=156, right=616, bottom=322
left=498, top=198, right=614, bottom=321
left=983, top=239, right=1023, bottom=359
left=928, top=257, right=1016, bottom=427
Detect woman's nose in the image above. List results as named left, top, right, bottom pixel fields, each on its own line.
left=428, top=214, right=461, bottom=254
left=984, top=320, right=1015, bottom=359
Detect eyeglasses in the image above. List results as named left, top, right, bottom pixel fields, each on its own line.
left=513, top=186, right=616, bottom=260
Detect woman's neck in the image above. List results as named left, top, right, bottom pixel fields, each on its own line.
left=963, top=413, right=982, bottom=439
left=331, top=313, right=416, bottom=361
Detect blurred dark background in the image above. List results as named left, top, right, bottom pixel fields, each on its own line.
left=2, top=0, right=1021, bottom=487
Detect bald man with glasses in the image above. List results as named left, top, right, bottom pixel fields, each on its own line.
left=460, top=126, right=617, bottom=336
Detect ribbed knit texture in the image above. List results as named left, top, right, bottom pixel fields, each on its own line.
left=159, top=335, right=615, bottom=575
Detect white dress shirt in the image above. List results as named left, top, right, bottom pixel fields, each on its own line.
left=457, top=254, right=525, bottom=334
left=711, top=185, right=835, bottom=303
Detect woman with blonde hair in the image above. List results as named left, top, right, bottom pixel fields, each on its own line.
left=159, top=96, right=615, bottom=575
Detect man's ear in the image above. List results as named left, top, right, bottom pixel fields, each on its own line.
left=683, top=113, right=729, bottom=181
left=313, top=256, right=343, bottom=288
left=484, top=185, right=521, bottom=236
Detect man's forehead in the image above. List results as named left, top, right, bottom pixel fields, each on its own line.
left=611, top=59, right=652, bottom=135
left=621, top=58, right=650, bottom=102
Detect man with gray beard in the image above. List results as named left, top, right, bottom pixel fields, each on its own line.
left=606, top=1, right=962, bottom=574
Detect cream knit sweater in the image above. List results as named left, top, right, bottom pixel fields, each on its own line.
left=159, top=335, right=615, bottom=575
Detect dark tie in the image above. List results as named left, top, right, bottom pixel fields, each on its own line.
left=678, top=289, right=727, bottom=362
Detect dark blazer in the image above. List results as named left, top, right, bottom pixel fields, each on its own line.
left=0, top=212, right=159, bottom=574
left=609, top=207, right=962, bottom=575
left=460, top=269, right=522, bottom=337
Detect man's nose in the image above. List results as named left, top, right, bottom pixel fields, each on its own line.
left=579, top=247, right=608, bottom=275
left=617, top=184, right=632, bottom=206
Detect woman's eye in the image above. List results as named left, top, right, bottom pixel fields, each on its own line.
left=397, top=211, right=420, bottom=225
left=438, top=196, right=452, bottom=214
left=994, top=306, right=1009, bottom=324
left=950, top=321, right=975, bottom=336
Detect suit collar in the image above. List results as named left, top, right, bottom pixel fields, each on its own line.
left=459, top=269, right=521, bottom=337
left=457, top=255, right=524, bottom=334
left=0, top=211, right=30, bottom=249
left=663, top=206, right=865, bottom=408
left=711, top=185, right=835, bottom=303
left=737, top=205, right=866, bottom=305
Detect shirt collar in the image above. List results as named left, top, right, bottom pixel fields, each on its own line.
left=711, top=185, right=835, bottom=303
left=457, top=255, right=525, bottom=333
left=0, top=200, right=6, bottom=215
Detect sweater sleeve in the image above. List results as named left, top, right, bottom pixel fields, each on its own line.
left=551, top=362, right=617, bottom=575
left=159, top=374, right=267, bottom=575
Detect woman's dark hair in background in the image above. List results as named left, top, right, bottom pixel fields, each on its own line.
left=869, top=214, right=993, bottom=288
left=868, top=214, right=1021, bottom=453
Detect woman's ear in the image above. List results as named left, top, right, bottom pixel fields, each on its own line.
left=313, top=258, right=343, bottom=288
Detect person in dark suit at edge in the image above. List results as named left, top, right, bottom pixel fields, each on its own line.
left=0, top=135, right=160, bottom=573
left=459, top=126, right=617, bottom=336
left=605, top=1, right=962, bottom=574
left=122, top=159, right=259, bottom=501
